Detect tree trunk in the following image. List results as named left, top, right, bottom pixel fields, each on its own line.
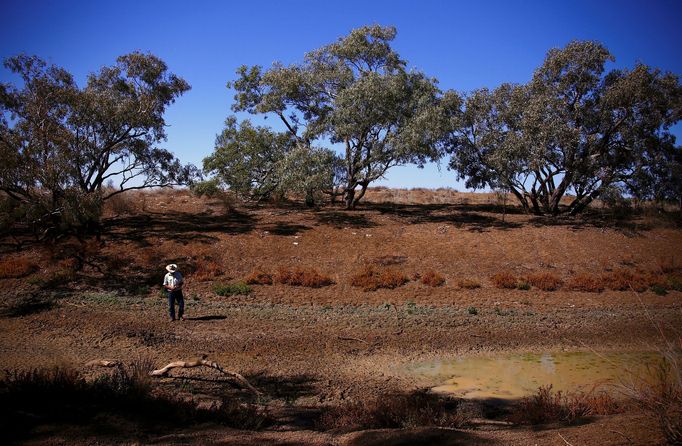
left=305, top=191, right=315, bottom=207
left=529, top=193, right=543, bottom=215
left=344, top=188, right=355, bottom=210
left=568, top=192, right=598, bottom=216
left=352, top=182, right=369, bottom=208
left=508, top=186, right=530, bottom=214
left=548, top=174, right=573, bottom=215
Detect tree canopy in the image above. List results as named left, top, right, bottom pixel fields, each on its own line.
left=0, top=53, right=195, bottom=237
left=202, top=116, right=341, bottom=206
left=228, top=25, right=447, bottom=209
left=445, top=40, right=682, bottom=215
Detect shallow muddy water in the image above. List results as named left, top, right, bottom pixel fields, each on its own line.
left=406, top=351, right=662, bottom=399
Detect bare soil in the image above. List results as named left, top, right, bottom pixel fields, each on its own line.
left=1, top=189, right=680, bottom=445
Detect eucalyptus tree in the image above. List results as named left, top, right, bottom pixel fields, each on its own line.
left=228, top=25, right=447, bottom=209
left=446, top=41, right=682, bottom=215
left=0, top=53, right=195, bottom=237
left=203, top=116, right=342, bottom=206
left=203, top=116, right=294, bottom=201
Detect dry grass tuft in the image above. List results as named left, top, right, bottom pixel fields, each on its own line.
left=420, top=271, right=445, bottom=287
left=244, top=271, right=273, bottom=285
left=350, top=265, right=409, bottom=291
left=0, top=257, right=38, bottom=279
left=526, top=272, right=563, bottom=291
left=567, top=274, right=605, bottom=293
left=457, top=278, right=481, bottom=289
left=317, top=390, right=468, bottom=430
left=621, top=344, right=682, bottom=444
left=274, top=267, right=334, bottom=288
left=103, top=191, right=145, bottom=217
left=491, top=272, right=518, bottom=289
left=509, top=385, right=622, bottom=425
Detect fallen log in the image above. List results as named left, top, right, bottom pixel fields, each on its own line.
left=150, top=354, right=260, bottom=395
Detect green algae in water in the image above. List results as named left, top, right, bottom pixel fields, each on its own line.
left=407, top=351, right=664, bottom=399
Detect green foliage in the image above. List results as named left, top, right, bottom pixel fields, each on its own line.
left=190, top=178, right=222, bottom=198
left=203, top=118, right=341, bottom=205
left=445, top=40, right=682, bottom=215
left=228, top=25, right=448, bottom=209
left=467, top=306, right=478, bottom=315
left=213, top=282, right=252, bottom=296
left=651, top=284, right=668, bottom=296
left=273, top=145, right=342, bottom=206
left=0, top=53, right=197, bottom=238
left=669, top=277, right=682, bottom=292
left=203, top=117, right=293, bottom=201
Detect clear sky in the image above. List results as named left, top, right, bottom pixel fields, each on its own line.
left=2, top=0, right=681, bottom=189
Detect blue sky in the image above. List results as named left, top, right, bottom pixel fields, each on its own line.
left=2, top=0, right=681, bottom=189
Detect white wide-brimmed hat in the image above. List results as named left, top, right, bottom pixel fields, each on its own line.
left=166, top=264, right=178, bottom=272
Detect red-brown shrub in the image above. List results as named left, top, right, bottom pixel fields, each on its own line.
left=420, top=271, right=445, bottom=287
left=457, top=278, right=481, bottom=289
left=193, top=260, right=223, bottom=282
left=350, top=265, right=409, bottom=291
left=0, top=257, right=38, bottom=278
left=657, top=257, right=680, bottom=274
left=602, top=269, right=649, bottom=292
left=567, top=274, right=604, bottom=292
left=491, top=272, right=517, bottom=289
left=274, top=267, right=334, bottom=288
left=244, top=271, right=273, bottom=285
left=57, top=257, right=79, bottom=272
left=645, top=271, right=670, bottom=289
left=526, top=272, right=563, bottom=291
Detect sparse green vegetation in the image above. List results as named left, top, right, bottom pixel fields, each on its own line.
left=213, top=282, right=252, bottom=296
left=516, top=281, right=531, bottom=290
left=651, top=284, right=669, bottom=296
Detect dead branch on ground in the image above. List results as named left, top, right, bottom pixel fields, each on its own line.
left=150, top=354, right=260, bottom=395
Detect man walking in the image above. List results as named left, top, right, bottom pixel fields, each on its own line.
left=163, top=264, right=185, bottom=321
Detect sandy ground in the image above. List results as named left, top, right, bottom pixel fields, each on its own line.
left=1, top=189, right=680, bottom=444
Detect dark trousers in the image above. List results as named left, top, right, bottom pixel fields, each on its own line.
left=167, top=289, right=184, bottom=320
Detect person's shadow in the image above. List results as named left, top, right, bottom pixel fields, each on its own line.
left=185, top=315, right=227, bottom=321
